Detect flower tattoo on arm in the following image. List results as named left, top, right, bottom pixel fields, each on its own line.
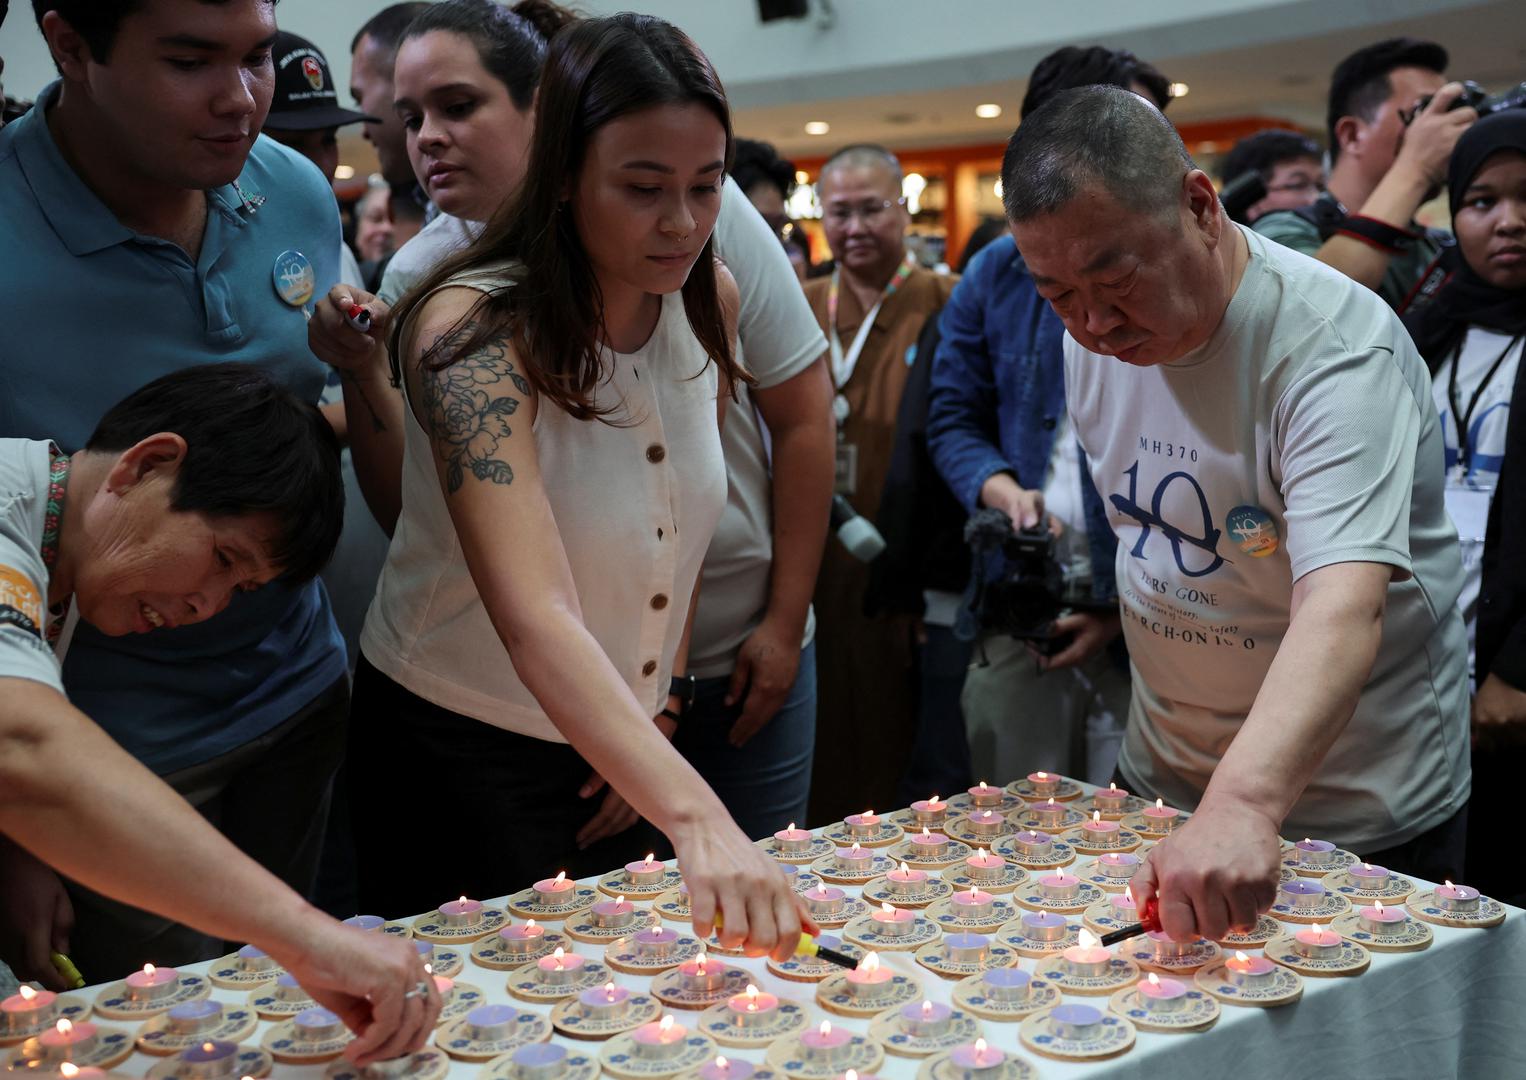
left=419, top=319, right=533, bottom=495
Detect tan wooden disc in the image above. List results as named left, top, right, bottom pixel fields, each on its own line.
left=694, top=997, right=810, bottom=1048
left=564, top=908, right=659, bottom=945
left=326, top=1049, right=450, bottom=1080
left=649, top=965, right=752, bottom=1011
left=921, top=896, right=1020, bottom=936
left=1193, top=959, right=1303, bottom=1008
left=766, top=936, right=863, bottom=983
left=91, top=974, right=212, bottom=1020
left=1061, top=827, right=1144, bottom=858
left=1018, top=1006, right=1136, bottom=1062
left=506, top=885, right=599, bottom=922
left=763, top=1031, right=884, bottom=1079
left=1122, top=938, right=1221, bottom=975
left=605, top=932, right=704, bottom=974
left=861, top=875, right=954, bottom=910
left=599, top=868, right=686, bottom=900
left=262, top=1015, right=355, bottom=1064
left=916, top=1047, right=1039, bottom=1080
left=651, top=888, right=693, bottom=923
left=472, top=931, right=573, bottom=971
left=757, top=837, right=837, bottom=865
left=599, top=1029, right=718, bottom=1080
left=1010, top=879, right=1103, bottom=916
left=937, top=865, right=1029, bottom=896
left=950, top=971, right=1060, bottom=1021
left=550, top=991, right=661, bottom=1039
left=912, top=938, right=1020, bottom=981
left=820, top=821, right=906, bottom=850
left=1028, top=953, right=1140, bottom=997
left=1324, top=868, right=1416, bottom=904
left=841, top=913, right=943, bottom=953
left=1107, top=985, right=1219, bottom=1033
left=206, top=950, right=285, bottom=990
left=135, top=1003, right=259, bottom=1054
left=1214, top=914, right=1282, bottom=948
left=1006, top=777, right=1084, bottom=803
left=885, top=839, right=974, bottom=873
left=1331, top=910, right=1433, bottom=953
left=814, top=971, right=922, bottom=1018
left=147, top=1044, right=273, bottom=1079
left=809, top=852, right=900, bottom=886
left=867, top=1004, right=981, bottom=1058
left=414, top=907, right=510, bottom=944
left=1262, top=932, right=1371, bottom=978
left=479, top=1045, right=600, bottom=1080
left=435, top=1008, right=551, bottom=1062
left=506, top=957, right=616, bottom=1004
left=1406, top=889, right=1509, bottom=928
left=1279, top=847, right=1359, bottom=879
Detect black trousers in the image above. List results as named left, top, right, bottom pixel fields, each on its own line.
left=349, top=656, right=659, bottom=919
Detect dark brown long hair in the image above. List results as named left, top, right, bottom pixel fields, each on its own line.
left=389, top=13, right=745, bottom=420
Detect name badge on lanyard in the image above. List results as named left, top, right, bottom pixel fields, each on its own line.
left=827, top=256, right=913, bottom=495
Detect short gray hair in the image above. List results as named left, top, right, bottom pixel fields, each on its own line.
left=820, top=143, right=903, bottom=188
left=1001, top=85, right=1195, bottom=222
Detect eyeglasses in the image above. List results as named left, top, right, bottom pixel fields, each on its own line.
left=823, top=197, right=907, bottom=226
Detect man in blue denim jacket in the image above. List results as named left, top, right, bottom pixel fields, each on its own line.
left=926, top=45, right=1173, bottom=786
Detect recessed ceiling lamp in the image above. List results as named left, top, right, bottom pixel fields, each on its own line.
left=804, top=120, right=831, bottom=135
left=975, top=103, right=1003, bottom=119
left=1168, top=82, right=1190, bottom=98
left=334, top=164, right=356, bottom=180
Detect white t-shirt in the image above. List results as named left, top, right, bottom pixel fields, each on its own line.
left=378, top=212, right=483, bottom=305
left=1431, top=327, right=1524, bottom=666
left=1039, top=415, right=1092, bottom=584
left=1065, top=226, right=1469, bottom=852
left=361, top=264, right=726, bottom=738
left=0, top=439, right=65, bottom=695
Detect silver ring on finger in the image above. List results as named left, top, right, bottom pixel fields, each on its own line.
left=403, top=980, right=430, bottom=1000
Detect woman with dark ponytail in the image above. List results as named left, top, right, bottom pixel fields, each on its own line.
left=349, top=13, right=814, bottom=960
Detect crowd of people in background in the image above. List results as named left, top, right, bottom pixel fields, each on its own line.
left=1, top=0, right=1524, bottom=1058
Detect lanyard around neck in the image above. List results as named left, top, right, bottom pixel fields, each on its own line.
left=827, top=256, right=914, bottom=391
left=1447, top=331, right=1523, bottom=473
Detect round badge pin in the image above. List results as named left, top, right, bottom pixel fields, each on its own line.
left=1225, top=505, right=1279, bottom=557
left=272, top=249, right=316, bottom=308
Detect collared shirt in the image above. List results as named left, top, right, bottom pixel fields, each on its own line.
left=0, top=81, right=346, bottom=774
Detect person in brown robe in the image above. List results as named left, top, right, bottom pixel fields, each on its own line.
left=803, top=145, right=957, bottom=823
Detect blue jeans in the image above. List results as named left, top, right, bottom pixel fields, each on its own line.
left=675, top=641, right=817, bottom=839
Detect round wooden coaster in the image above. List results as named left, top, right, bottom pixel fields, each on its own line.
left=1280, top=847, right=1358, bottom=879
left=795, top=897, right=871, bottom=930
left=913, top=939, right=1020, bottom=981
left=599, top=1029, right=718, bottom=1079
left=414, top=907, right=510, bottom=944
left=861, top=876, right=954, bottom=910
left=1331, top=910, right=1433, bottom=952
left=0, top=993, right=91, bottom=1047
left=1406, top=890, right=1508, bottom=928
left=809, top=852, right=899, bottom=886
left=1011, top=881, right=1103, bottom=916
left=820, top=822, right=905, bottom=850
left=1263, top=932, right=1370, bottom=977
left=507, top=957, right=617, bottom=1004
left=436, top=1006, right=552, bottom=1061
left=1083, top=794, right=1148, bottom=821
left=887, top=810, right=950, bottom=836
left=7, top=1024, right=135, bottom=1071
left=1009, top=806, right=1087, bottom=834
left=1107, top=985, right=1219, bottom=1033
left=1119, top=811, right=1188, bottom=839
left=652, top=888, right=692, bottom=924
left=1074, top=858, right=1139, bottom=895
left=916, top=1047, right=1039, bottom=1080
left=695, top=997, right=809, bottom=1048
left=340, top=915, right=415, bottom=940
left=842, top=914, right=942, bottom=953
left=764, top=1030, right=883, bottom=1079
left=758, top=837, right=837, bottom=865
left=91, top=973, right=211, bottom=1020
left=1019, top=1005, right=1135, bottom=1062
left=480, top=1044, right=600, bottom=1080
left=507, top=886, right=599, bottom=921
left=942, top=818, right=1015, bottom=851
left=1062, top=828, right=1144, bottom=858
left=550, top=991, right=661, bottom=1039
left=951, top=970, right=1060, bottom=1021
left=1080, top=897, right=1146, bottom=937
left=650, top=965, right=751, bottom=1010
left=885, top=842, right=974, bottom=874
left=786, top=869, right=825, bottom=896
left=263, top=1010, right=355, bottom=1064
left=416, top=942, right=465, bottom=980
left=1123, top=938, right=1221, bottom=975
left=1006, top=777, right=1084, bottom=803
left=945, top=793, right=1024, bottom=816
left=1325, top=868, right=1416, bottom=904
left=815, top=972, right=922, bottom=1018
left=136, top=1001, right=259, bottom=1054
left=1215, top=915, right=1282, bottom=948
left=327, top=1049, right=449, bottom=1080
left=438, top=983, right=491, bottom=1027
left=766, top=935, right=863, bottom=983
left=1269, top=889, right=1352, bottom=924
left=674, top=1067, right=783, bottom=1080
left=599, top=869, right=686, bottom=900
left=993, top=922, right=1080, bottom=961
left=565, top=909, right=659, bottom=945
left=1193, top=959, right=1303, bottom=1008
left=248, top=974, right=318, bottom=1019
left=868, top=1004, right=982, bottom=1058
left=922, top=896, right=1019, bottom=935
left=1031, top=954, right=1139, bottom=997
left=992, top=837, right=1076, bottom=872
left=207, top=946, right=284, bottom=990
left=473, top=930, right=573, bottom=971
left=938, top=862, right=1028, bottom=895
left=605, top=931, right=704, bottom=975
left=147, top=1043, right=272, bottom=1079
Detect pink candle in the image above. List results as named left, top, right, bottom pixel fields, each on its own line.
left=964, top=848, right=1006, bottom=882
left=590, top=894, right=636, bottom=928
left=678, top=951, right=727, bottom=992
left=440, top=896, right=484, bottom=927
left=700, top=1057, right=755, bottom=1080
left=124, top=963, right=179, bottom=1001
left=625, top=853, right=665, bottom=886
left=1141, top=798, right=1180, bottom=830
left=1137, top=972, right=1187, bottom=1013
left=1010, top=830, right=1053, bottom=856
left=964, top=809, right=1006, bottom=837
left=1037, top=872, right=1081, bottom=901
left=631, top=1015, right=687, bottom=1060
left=800, top=1020, right=852, bottom=1063
left=804, top=884, right=847, bottom=916
left=844, top=952, right=892, bottom=1000
left=1349, top=862, right=1390, bottom=888
left=845, top=810, right=882, bottom=836
left=870, top=902, right=916, bottom=937
left=577, top=982, right=630, bottom=1018
left=1109, top=888, right=1138, bottom=917
left=1292, top=923, right=1342, bottom=959
left=773, top=823, right=813, bottom=853
left=1027, top=771, right=1060, bottom=796
left=39, top=1019, right=95, bottom=1052
left=536, top=947, right=586, bottom=985
left=1436, top=881, right=1481, bottom=911
left=432, top=971, right=456, bottom=998
left=1225, top=950, right=1276, bottom=987
left=1030, top=798, right=1066, bottom=828
left=1358, top=901, right=1407, bottom=934
left=836, top=843, right=874, bottom=872
left=1061, top=929, right=1111, bottom=976
left=909, top=827, right=949, bottom=858
left=1082, top=810, right=1120, bottom=839
left=886, top=861, right=928, bottom=894
left=951, top=886, right=995, bottom=919
left=1093, top=781, right=1129, bottom=812
left=725, top=984, right=779, bottom=1028
left=967, top=780, right=1003, bottom=808
left=499, top=919, right=546, bottom=955
left=899, top=999, right=951, bottom=1037
left=533, top=871, right=573, bottom=904
left=910, top=795, right=948, bottom=823
left=1, top=984, right=56, bottom=1018
left=949, top=1038, right=1004, bottom=1074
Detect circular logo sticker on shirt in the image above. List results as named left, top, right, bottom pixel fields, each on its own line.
left=272, top=249, right=315, bottom=308
left=1226, top=504, right=1279, bottom=557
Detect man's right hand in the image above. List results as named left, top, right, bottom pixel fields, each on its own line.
left=1392, top=82, right=1478, bottom=191
left=309, top=285, right=391, bottom=375
left=979, top=472, right=1045, bottom=531
left=0, top=840, right=74, bottom=991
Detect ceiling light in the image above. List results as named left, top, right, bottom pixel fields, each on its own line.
left=975, top=103, right=1003, bottom=119
left=334, top=164, right=356, bottom=180
left=804, top=121, right=831, bottom=136
left=993, top=178, right=1003, bottom=199
left=795, top=169, right=810, bottom=184
left=1168, top=82, right=1189, bottom=98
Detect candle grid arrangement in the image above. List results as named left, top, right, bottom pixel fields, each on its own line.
left=860, top=863, right=955, bottom=909
left=551, top=983, right=662, bottom=1039
left=884, top=830, right=973, bottom=874
left=912, top=933, right=1019, bottom=981
left=600, top=857, right=687, bottom=900
left=1121, top=932, right=1223, bottom=975
left=599, top=1014, right=718, bottom=1079
left=134, top=1000, right=258, bottom=1055
left=1107, top=972, right=1220, bottom=1033
left=508, top=948, right=617, bottom=1004
left=472, top=921, right=574, bottom=970
left=841, top=906, right=942, bottom=953
left=1018, top=1003, right=1136, bottom=1062
left=435, top=1003, right=552, bottom=1062
left=695, top=986, right=809, bottom=1048
left=508, top=874, right=601, bottom=921
left=992, top=831, right=1077, bottom=872
left=145, top=1038, right=273, bottom=1079
left=0, top=986, right=91, bottom=1046
left=922, top=889, right=1019, bottom=935
left=949, top=968, right=1060, bottom=1023
left=206, top=946, right=283, bottom=990
left=262, top=1007, right=353, bottom=1064
left=482, top=1042, right=600, bottom=1080
left=413, top=898, right=510, bottom=944
left=326, top=1048, right=449, bottom=1080
left=866, top=999, right=982, bottom=1058
left=763, top=1019, right=884, bottom=1080
left=91, top=967, right=210, bottom=1021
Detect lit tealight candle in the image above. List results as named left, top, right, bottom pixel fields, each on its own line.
left=964, top=810, right=1006, bottom=838
left=800, top=1020, right=852, bottom=1064
left=1279, top=880, right=1327, bottom=910
left=1017, top=911, right=1068, bottom=942
left=56, top=1064, right=103, bottom=1079
left=836, top=842, right=875, bottom=873
left=725, top=984, right=779, bottom=1028
left=948, top=1037, right=1005, bottom=1075
left=909, top=827, right=949, bottom=858
left=1061, top=928, right=1111, bottom=977
left=844, top=952, right=892, bottom=1000
left=1027, top=771, right=1060, bottom=797
left=625, top=853, right=666, bottom=886
left=1093, top=781, right=1129, bottom=812
left=577, top=982, right=630, bottom=1019
left=700, top=1056, right=756, bottom=1080
left=1292, top=922, right=1342, bottom=959
left=964, top=848, right=1005, bottom=881
left=1010, top=830, right=1053, bottom=857
left=886, top=861, right=928, bottom=894
left=1, top=984, right=57, bottom=1024
left=773, top=822, right=813, bottom=853
left=951, top=886, right=995, bottom=920
left=533, top=871, right=573, bottom=904
left=440, top=896, right=484, bottom=927
left=1293, top=838, right=1337, bottom=867
left=1082, top=809, right=1121, bottom=841
left=1109, top=886, right=1138, bottom=918
left=499, top=919, right=546, bottom=956
left=899, top=999, right=952, bottom=1037
left=1348, top=862, right=1390, bottom=888
left=1030, top=798, right=1066, bottom=828
left=124, top=963, right=180, bottom=1000
left=1436, top=880, right=1481, bottom=912
left=678, top=950, right=726, bottom=992
left=968, top=780, right=1003, bottom=808
left=804, top=884, right=847, bottom=917
left=1097, top=851, right=1140, bottom=879
left=631, top=1015, right=687, bottom=1060
left=1137, top=971, right=1187, bottom=1013
left=1358, top=900, right=1408, bottom=934
left=632, top=926, right=677, bottom=959
left=180, top=1038, right=239, bottom=1065
left=1225, top=950, right=1276, bottom=987
left=590, top=894, right=636, bottom=928
left=536, top=947, right=586, bottom=985
left=1142, top=798, right=1180, bottom=831
left=845, top=810, right=882, bottom=836
left=871, top=902, right=916, bottom=937
left=910, top=795, right=948, bottom=823
left=39, top=1018, right=94, bottom=1053
left=1036, top=871, right=1081, bottom=901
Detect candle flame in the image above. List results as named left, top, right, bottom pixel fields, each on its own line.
left=1077, top=928, right=1100, bottom=948
left=1312, top=923, right=1324, bottom=934
left=659, top=1016, right=675, bottom=1034
left=860, top=952, right=881, bottom=973
left=202, top=1042, right=217, bottom=1053
left=696, top=951, right=707, bottom=974
left=814, top=885, right=828, bottom=898
left=974, top=1038, right=988, bottom=1054
left=652, top=928, right=665, bottom=939
left=1046, top=798, right=1056, bottom=808
left=922, top=1000, right=933, bottom=1017
left=605, top=982, right=616, bottom=1000
left=746, top=984, right=758, bottom=1002
left=1155, top=798, right=1164, bottom=810
left=616, top=895, right=626, bottom=906
left=1374, top=901, right=1385, bottom=914
left=645, top=853, right=655, bottom=864
left=459, top=895, right=468, bottom=905
left=977, top=848, right=988, bottom=859
left=527, top=919, right=537, bottom=930
left=787, top=822, right=796, bottom=832
left=1234, top=950, right=1250, bottom=963
left=1445, top=880, right=1455, bottom=889
left=144, top=963, right=156, bottom=977
left=881, top=902, right=895, bottom=914
left=851, top=842, right=862, bottom=855
left=899, top=862, right=912, bottom=874
left=1363, top=863, right=1373, bottom=871
left=1125, top=886, right=1134, bottom=904
left=1147, top=972, right=1161, bottom=986
left=979, top=779, right=988, bottom=788
left=920, top=827, right=930, bottom=838
left=846, top=1072, right=858, bottom=1080
left=1109, top=782, right=1117, bottom=791
left=1093, top=809, right=1101, bottom=822
left=1036, top=772, right=1047, bottom=780
left=60, top=1065, right=79, bottom=1079
left=555, top=871, right=566, bottom=886
left=864, top=809, right=874, bottom=818
left=18, top=986, right=36, bottom=1001
left=818, top=1021, right=831, bottom=1037
left=967, top=887, right=979, bottom=901
left=715, top=1058, right=729, bottom=1072
left=56, top=1019, right=72, bottom=1036
left=424, top=964, right=433, bottom=975
left=930, top=795, right=940, bottom=803
left=552, top=947, right=565, bottom=970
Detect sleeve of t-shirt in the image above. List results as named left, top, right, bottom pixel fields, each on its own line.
left=1275, top=346, right=1421, bottom=583
left=712, top=177, right=827, bottom=390
left=0, top=506, right=64, bottom=695
left=1253, top=211, right=1322, bottom=257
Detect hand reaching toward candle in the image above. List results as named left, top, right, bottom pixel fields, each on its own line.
left=674, top=817, right=819, bottom=963
left=1128, top=796, right=1281, bottom=941
left=0, top=838, right=74, bottom=991
left=308, top=285, right=390, bottom=375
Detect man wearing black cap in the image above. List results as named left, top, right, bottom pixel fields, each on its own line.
left=263, top=30, right=375, bottom=190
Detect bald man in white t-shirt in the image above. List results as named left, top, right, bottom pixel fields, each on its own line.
left=999, top=86, right=1469, bottom=943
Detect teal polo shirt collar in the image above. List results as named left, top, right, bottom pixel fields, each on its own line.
left=15, top=81, right=263, bottom=259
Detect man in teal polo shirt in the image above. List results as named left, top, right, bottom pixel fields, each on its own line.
left=0, top=0, right=349, bottom=983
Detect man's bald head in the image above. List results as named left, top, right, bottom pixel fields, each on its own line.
left=1001, top=84, right=1194, bottom=224
left=819, top=143, right=903, bottom=190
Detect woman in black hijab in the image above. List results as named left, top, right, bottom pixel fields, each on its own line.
left=1404, top=109, right=1526, bottom=906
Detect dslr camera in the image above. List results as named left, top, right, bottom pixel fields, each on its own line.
left=963, top=508, right=1107, bottom=657
left=1408, top=80, right=1526, bottom=122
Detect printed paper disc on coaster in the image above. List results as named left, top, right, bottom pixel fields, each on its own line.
left=763, top=1028, right=884, bottom=1079
left=939, top=864, right=1028, bottom=896
left=479, top=1043, right=600, bottom=1080
left=694, top=996, right=809, bottom=1048
left=814, top=970, right=922, bottom=1018
left=923, top=895, right=1019, bottom=935
left=862, top=875, right=954, bottom=909
left=473, top=929, right=573, bottom=970
left=207, top=946, right=284, bottom=990
left=1325, top=868, right=1416, bottom=904
left=1006, top=775, right=1083, bottom=803
left=436, top=1004, right=552, bottom=1061
left=506, top=955, right=617, bottom=1004
left=1019, top=1004, right=1136, bottom=1062
left=913, top=936, right=1020, bottom=980
left=887, top=809, right=951, bottom=835
left=1107, top=983, right=1219, bottom=1033
left=915, top=1048, right=1038, bottom=1080
left=884, top=841, right=974, bottom=875
left=950, top=969, right=1060, bottom=1021
left=1269, top=885, right=1351, bottom=924
left=993, top=919, right=1080, bottom=961
left=599, top=868, right=686, bottom=900
left=92, top=971, right=211, bottom=1020
left=147, top=1043, right=273, bottom=1079
left=842, top=913, right=942, bottom=953
left=1009, top=806, right=1087, bottom=834
left=1214, top=915, right=1282, bottom=948
left=550, top=990, right=661, bottom=1039
left=135, top=1000, right=259, bottom=1054
left=943, top=817, right=1015, bottom=851
left=1010, top=881, right=1102, bottom=916
left=1083, top=793, right=1148, bottom=821
left=1074, top=856, right=1139, bottom=896
left=598, top=1029, right=718, bottom=1080
left=649, top=964, right=751, bottom=1011
left=413, top=906, right=509, bottom=944
left=868, top=1002, right=982, bottom=1058
left=326, top=1049, right=450, bottom=1080
left=793, top=893, right=871, bottom=930
left=766, top=935, right=862, bottom=983
left=0, top=992, right=90, bottom=1047
left=1331, top=910, right=1433, bottom=953
left=7, top=1022, right=135, bottom=1071
left=507, top=885, right=599, bottom=921
left=1193, top=959, right=1303, bottom=1008
left=1119, top=810, right=1189, bottom=839
left=1405, top=889, right=1508, bottom=928
left=1263, top=931, right=1371, bottom=977
left=263, top=1008, right=356, bottom=1064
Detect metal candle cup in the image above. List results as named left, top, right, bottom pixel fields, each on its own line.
left=800, top=1023, right=852, bottom=1064
left=1137, top=973, right=1188, bottom=1013
left=845, top=812, right=882, bottom=838
left=910, top=799, right=948, bottom=826
left=1097, top=852, right=1140, bottom=879
left=180, top=1039, right=240, bottom=1079
left=805, top=886, right=847, bottom=917
left=899, top=1000, right=952, bottom=1037
left=533, top=873, right=574, bottom=905
left=951, top=888, right=996, bottom=920
left=235, top=944, right=276, bottom=972
left=39, top=1020, right=98, bottom=1055
left=292, top=1008, right=346, bottom=1043
left=439, top=897, right=485, bottom=929
left=1048, top=1004, right=1103, bottom=1040
left=870, top=904, right=916, bottom=937
left=576, top=984, right=630, bottom=1021
left=943, top=933, right=990, bottom=964
left=1, top=986, right=57, bottom=1036
left=981, top=968, right=1031, bottom=1003
left=272, top=973, right=311, bottom=1002
left=1081, top=814, right=1121, bottom=841
left=625, top=856, right=666, bottom=887
left=724, top=986, right=779, bottom=1029
left=1225, top=952, right=1276, bottom=987
left=679, top=955, right=727, bottom=993
left=1030, top=800, right=1066, bottom=829
left=886, top=862, right=929, bottom=895
left=466, top=1005, right=521, bottom=1042
left=836, top=845, right=875, bottom=873
left=909, top=829, right=949, bottom=859
left=1436, top=882, right=1481, bottom=912
left=166, top=1000, right=223, bottom=1034
left=1036, top=872, right=1081, bottom=902
left=1010, top=831, right=1053, bottom=858
left=1141, top=800, right=1180, bottom=831
left=968, top=782, right=1003, bottom=808
left=1061, top=937, right=1111, bottom=978
left=124, top=964, right=180, bottom=1002
left=964, top=811, right=1006, bottom=838
left=773, top=825, right=813, bottom=854
left=1293, top=839, right=1336, bottom=867
left=1092, top=783, right=1129, bottom=812
left=1292, top=925, right=1342, bottom=959
left=590, top=896, right=637, bottom=929
left=1146, top=931, right=1196, bottom=961
left=844, top=957, right=892, bottom=1001
left=536, top=950, right=586, bottom=986
left=1026, top=772, right=1060, bottom=798
left=1279, top=881, right=1327, bottom=910
left=499, top=921, right=547, bottom=956
left=1018, top=912, right=1067, bottom=942
left=1358, top=903, right=1408, bottom=934
left=511, top=1043, right=570, bottom=1080
left=632, top=927, right=677, bottom=960
left=964, top=850, right=1006, bottom=882
left=1348, top=863, right=1390, bottom=889
left=343, top=915, right=386, bottom=932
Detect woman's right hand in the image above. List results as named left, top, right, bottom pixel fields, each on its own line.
left=309, top=285, right=391, bottom=375
left=672, top=817, right=818, bottom=963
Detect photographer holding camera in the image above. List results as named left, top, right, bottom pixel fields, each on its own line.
left=1255, top=38, right=1474, bottom=309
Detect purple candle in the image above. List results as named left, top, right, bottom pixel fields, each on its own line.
left=1010, top=830, right=1053, bottom=857
left=1097, top=852, right=1140, bottom=879
left=165, top=1000, right=223, bottom=1034
left=235, top=944, right=275, bottom=971
left=1147, top=930, right=1197, bottom=960
left=845, top=810, right=882, bottom=837
left=1348, top=862, right=1390, bottom=888
left=1019, top=911, right=1068, bottom=942
left=511, top=1043, right=569, bottom=1080
left=292, top=1008, right=344, bottom=1040
left=981, top=967, right=1032, bottom=1002
left=964, top=810, right=1007, bottom=838
left=899, top=999, right=952, bottom=1037
left=1049, top=1003, right=1104, bottom=1039
left=1030, top=799, right=1067, bottom=828
left=632, top=926, right=677, bottom=959
left=181, top=1038, right=239, bottom=1067
left=948, top=1038, right=1004, bottom=1074
left=590, top=894, right=636, bottom=928
left=1293, top=839, right=1337, bottom=867
left=343, top=915, right=386, bottom=932
left=944, top=932, right=990, bottom=964
left=909, top=828, right=949, bottom=858
left=700, top=1057, right=756, bottom=1080
left=1279, top=880, right=1326, bottom=910
left=467, top=1005, right=520, bottom=1039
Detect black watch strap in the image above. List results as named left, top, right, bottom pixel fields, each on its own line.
left=660, top=707, right=684, bottom=725
left=668, top=674, right=697, bottom=712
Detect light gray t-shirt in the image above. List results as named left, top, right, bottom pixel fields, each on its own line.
left=1065, top=226, right=1469, bottom=852
left=378, top=212, right=483, bottom=306
left=0, top=439, right=66, bottom=695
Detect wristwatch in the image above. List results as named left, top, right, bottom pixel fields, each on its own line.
left=662, top=674, right=697, bottom=724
